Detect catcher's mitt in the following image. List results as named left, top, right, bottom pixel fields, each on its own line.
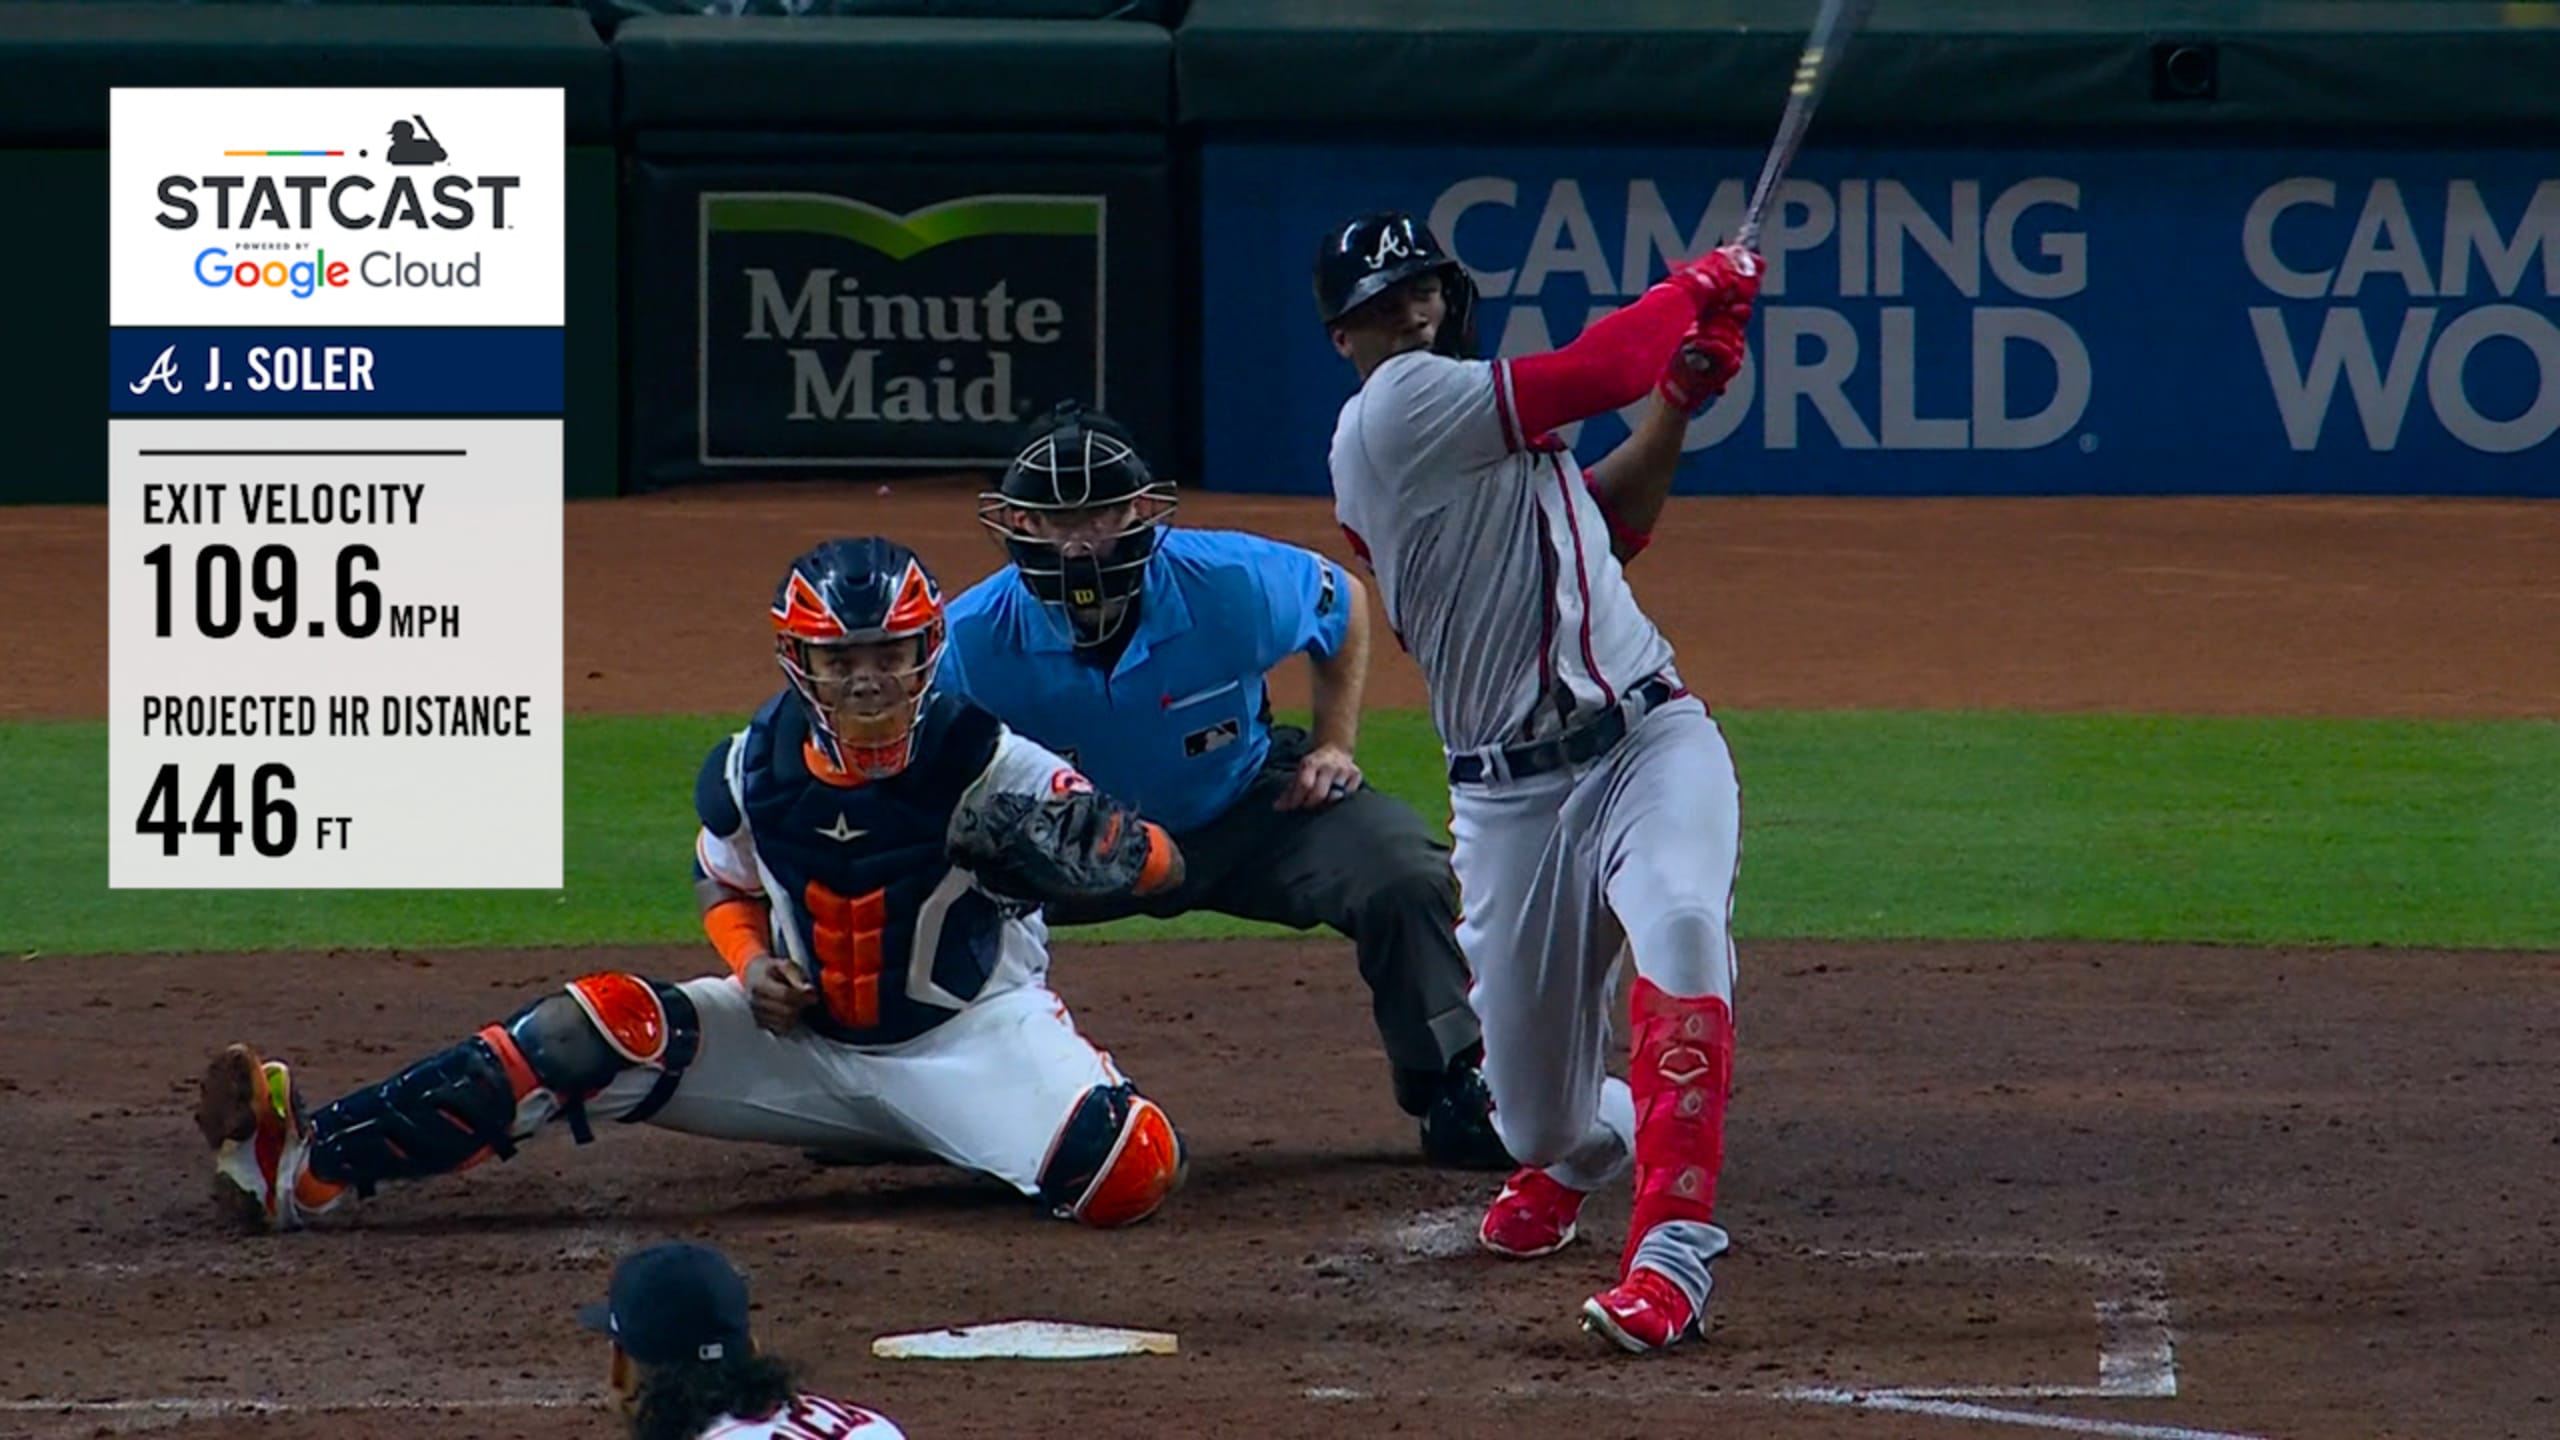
left=947, top=786, right=1172, bottom=904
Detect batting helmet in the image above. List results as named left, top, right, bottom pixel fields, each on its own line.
left=769, top=537, right=946, bottom=779
left=976, top=400, right=1178, bottom=649
left=1313, top=211, right=1480, bottom=360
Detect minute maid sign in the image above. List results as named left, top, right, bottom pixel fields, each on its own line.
left=698, top=191, right=1104, bottom=468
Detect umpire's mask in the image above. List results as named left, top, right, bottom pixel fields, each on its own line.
left=978, top=401, right=1178, bottom=649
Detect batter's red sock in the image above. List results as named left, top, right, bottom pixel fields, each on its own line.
left=1622, top=977, right=1734, bottom=1278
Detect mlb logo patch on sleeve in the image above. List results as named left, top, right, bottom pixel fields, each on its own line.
left=1183, top=718, right=1241, bottom=758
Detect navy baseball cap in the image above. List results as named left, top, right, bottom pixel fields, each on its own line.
left=576, top=1242, right=753, bottom=1367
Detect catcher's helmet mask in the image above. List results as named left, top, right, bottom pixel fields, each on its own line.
left=769, top=537, right=948, bottom=779
left=978, top=400, right=1178, bottom=649
left=1313, top=211, right=1479, bottom=361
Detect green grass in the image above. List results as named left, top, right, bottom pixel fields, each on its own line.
left=7, top=710, right=2557, bottom=956
left=1728, top=711, right=2560, bottom=948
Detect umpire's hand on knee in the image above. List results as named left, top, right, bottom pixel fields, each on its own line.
left=1278, top=743, right=1363, bottom=812
left=744, top=954, right=817, bottom=1034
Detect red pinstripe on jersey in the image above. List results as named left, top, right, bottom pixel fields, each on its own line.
left=1549, top=453, right=1617, bottom=709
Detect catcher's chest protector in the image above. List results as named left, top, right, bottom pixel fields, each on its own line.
left=732, top=691, right=1012, bottom=1046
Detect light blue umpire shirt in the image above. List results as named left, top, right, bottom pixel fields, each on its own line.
left=938, top=528, right=1354, bottom=835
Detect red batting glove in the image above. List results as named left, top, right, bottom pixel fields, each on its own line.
left=1659, top=244, right=1764, bottom=316
left=1657, top=308, right=1750, bottom=415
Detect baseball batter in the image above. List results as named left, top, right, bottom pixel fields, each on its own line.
left=194, top=537, right=1188, bottom=1235
left=1315, top=212, right=1762, bottom=1353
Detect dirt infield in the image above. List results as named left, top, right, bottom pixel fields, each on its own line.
left=4, top=489, right=2557, bottom=1437
left=2, top=941, right=2552, bottom=1439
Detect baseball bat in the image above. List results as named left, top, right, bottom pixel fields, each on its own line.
left=1733, top=0, right=1879, bottom=251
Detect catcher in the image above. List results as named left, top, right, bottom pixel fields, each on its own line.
left=194, top=537, right=1189, bottom=1232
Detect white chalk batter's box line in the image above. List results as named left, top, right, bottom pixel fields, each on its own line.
left=1309, top=1210, right=2273, bottom=1440
left=9, top=1229, right=2268, bottom=1440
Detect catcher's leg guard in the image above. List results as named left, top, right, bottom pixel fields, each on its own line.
left=1036, top=1083, right=1185, bottom=1228
left=1620, top=977, right=1734, bottom=1278
left=303, top=973, right=700, bottom=1197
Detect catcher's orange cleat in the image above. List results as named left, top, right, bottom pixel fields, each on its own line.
left=195, top=1044, right=346, bottom=1232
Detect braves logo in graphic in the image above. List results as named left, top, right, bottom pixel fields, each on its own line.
left=129, top=345, right=184, bottom=395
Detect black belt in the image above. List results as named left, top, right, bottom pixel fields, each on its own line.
left=1448, top=675, right=1682, bottom=785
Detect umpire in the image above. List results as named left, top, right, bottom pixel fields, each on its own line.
left=939, top=400, right=1506, bottom=1171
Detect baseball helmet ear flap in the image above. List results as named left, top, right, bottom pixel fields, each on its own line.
left=1432, top=263, right=1480, bottom=360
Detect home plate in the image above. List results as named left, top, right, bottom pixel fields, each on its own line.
left=870, top=1321, right=1178, bottom=1361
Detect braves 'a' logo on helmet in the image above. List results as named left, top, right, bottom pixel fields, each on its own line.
left=1363, top=218, right=1419, bottom=270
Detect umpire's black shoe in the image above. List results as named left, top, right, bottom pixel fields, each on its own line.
left=1417, top=1048, right=1513, bottom=1172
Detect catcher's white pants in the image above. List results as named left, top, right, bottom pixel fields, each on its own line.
left=583, top=973, right=1125, bottom=1195
left=1447, top=695, right=1742, bottom=1194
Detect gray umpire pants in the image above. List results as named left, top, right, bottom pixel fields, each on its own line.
left=1042, top=727, right=1482, bottom=1096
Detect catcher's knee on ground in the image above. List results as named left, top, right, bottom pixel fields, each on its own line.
left=1035, top=1083, right=1185, bottom=1228
left=303, top=973, right=700, bottom=1195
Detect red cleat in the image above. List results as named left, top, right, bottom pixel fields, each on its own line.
left=1476, top=1166, right=1586, bottom=1259
left=1580, top=1266, right=1700, bottom=1354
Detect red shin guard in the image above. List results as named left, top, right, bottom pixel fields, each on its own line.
left=1622, top=977, right=1735, bottom=1276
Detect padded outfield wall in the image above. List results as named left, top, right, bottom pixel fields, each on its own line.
left=1182, top=0, right=2560, bottom=497
left=9, top=0, right=2556, bottom=502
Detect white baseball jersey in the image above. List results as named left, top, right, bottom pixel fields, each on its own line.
left=1329, top=348, right=1676, bottom=755
left=698, top=1393, right=904, bottom=1438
